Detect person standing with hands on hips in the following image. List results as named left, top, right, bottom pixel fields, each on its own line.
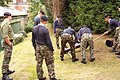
left=32, top=15, right=57, bottom=80
left=0, top=12, right=15, bottom=80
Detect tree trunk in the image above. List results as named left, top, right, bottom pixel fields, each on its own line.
left=52, top=0, right=60, bottom=20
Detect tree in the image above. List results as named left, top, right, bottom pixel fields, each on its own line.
left=0, top=0, right=12, bottom=7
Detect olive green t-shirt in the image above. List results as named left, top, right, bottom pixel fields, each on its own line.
left=0, top=19, right=14, bottom=40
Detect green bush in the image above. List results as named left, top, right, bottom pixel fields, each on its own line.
left=61, top=0, right=120, bottom=34
left=25, top=20, right=34, bottom=33
left=13, top=33, right=24, bottom=45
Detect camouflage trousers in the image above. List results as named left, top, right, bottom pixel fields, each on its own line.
left=113, top=29, right=120, bottom=52
left=60, top=33, right=76, bottom=60
left=55, top=28, right=63, bottom=47
left=35, top=44, right=55, bottom=79
left=81, top=33, right=94, bottom=59
left=2, top=42, right=13, bottom=74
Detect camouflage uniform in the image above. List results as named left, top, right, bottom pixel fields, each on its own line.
left=32, top=15, right=56, bottom=79
left=1, top=19, right=14, bottom=74
left=55, top=28, right=63, bottom=47
left=61, top=33, right=76, bottom=60
left=81, top=33, right=94, bottom=59
left=35, top=44, right=55, bottom=79
left=54, top=18, right=64, bottom=48
left=114, top=28, right=120, bottom=52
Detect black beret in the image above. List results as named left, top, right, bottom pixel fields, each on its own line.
left=104, top=14, right=110, bottom=18
left=41, top=15, right=48, bottom=21
left=4, top=12, right=11, bottom=17
left=119, top=5, right=120, bottom=8
left=40, top=10, right=45, bottom=15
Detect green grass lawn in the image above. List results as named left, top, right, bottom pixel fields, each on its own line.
left=0, top=30, right=120, bottom=80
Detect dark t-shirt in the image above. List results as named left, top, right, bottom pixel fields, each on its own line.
left=32, top=24, right=54, bottom=51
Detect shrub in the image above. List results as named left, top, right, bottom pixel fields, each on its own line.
left=25, top=20, right=34, bottom=33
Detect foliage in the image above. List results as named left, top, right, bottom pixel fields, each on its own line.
left=28, top=0, right=53, bottom=23
left=25, top=20, right=34, bottom=33
left=0, top=0, right=12, bottom=7
left=13, top=33, right=24, bottom=45
left=61, top=0, right=120, bottom=33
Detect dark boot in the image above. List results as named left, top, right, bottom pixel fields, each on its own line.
left=50, top=78, right=57, bottom=80
left=57, top=45, right=60, bottom=49
left=2, top=74, right=13, bottom=80
left=117, top=56, right=120, bottom=58
left=39, top=77, right=46, bottom=80
left=81, top=59, right=86, bottom=64
left=115, top=52, right=120, bottom=55
left=60, top=57, right=64, bottom=61
left=90, top=58, right=95, bottom=62
left=6, top=70, right=15, bottom=75
left=72, top=58, right=79, bottom=62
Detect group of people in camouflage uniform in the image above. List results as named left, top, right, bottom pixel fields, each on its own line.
left=0, top=5, right=120, bottom=80
left=53, top=15, right=95, bottom=64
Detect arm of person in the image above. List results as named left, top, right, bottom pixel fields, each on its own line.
left=54, top=20, right=57, bottom=34
left=32, top=29, right=36, bottom=50
left=45, top=30, right=54, bottom=51
left=2, top=23, right=11, bottom=45
left=104, top=29, right=113, bottom=35
left=77, top=29, right=82, bottom=41
left=74, top=31, right=78, bottom=43
left=4, top=37, right=11, bottom=45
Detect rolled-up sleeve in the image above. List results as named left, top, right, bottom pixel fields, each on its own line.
left=2, top=24, right=9, bottom=39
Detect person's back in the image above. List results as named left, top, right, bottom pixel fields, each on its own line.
left=63, top=27, right=75, bottom=35
left=32, top=24, right=54, bottom=51
left=77, top=27, right=91, bottom=40
left=32, top=16, right=56, bottom=80
left=109, top=19, right=120, bottom=30
left=60, top=26, right=79, bottom=62
left=34, top=15, right=40, bottom=26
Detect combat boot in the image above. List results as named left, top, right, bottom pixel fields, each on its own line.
left=115, top=52, right=120, bottom=55
left=117, top=56, right=120, bottom=58
left=60, top=57, right=64, bottom=61
left=6, top=70, right=15, bottom=75
left=72, top=58, right=79, bottom=62
left=81, top=59, right=86, bottom=64
left=50, top=78, right=57, bottom=80
left=90, top=58, right=95, bottom=62
left=57, top=45, right=60, bottom=49
left=2, top=74, right=13, bottom=80
left=39, top=77, right=46, bottom=80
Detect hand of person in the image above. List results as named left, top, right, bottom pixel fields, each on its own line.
left=9, top=44, right=13, bottom=49
left=77, top=40, right=80, bottom=43
left=116, top=27, right=120, bottom=31
left=104, top=31, right=108, bottom=34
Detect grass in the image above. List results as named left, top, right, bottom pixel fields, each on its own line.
left=0, top=28, right=120, bottom=80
